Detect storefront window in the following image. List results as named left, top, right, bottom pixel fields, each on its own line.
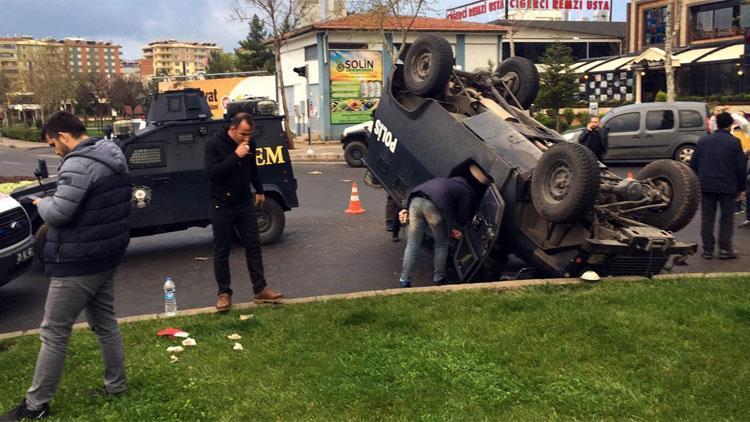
left=644, top=6, right=666, bottom=46
left=691, top=1, right=746, bottom=41
left=742, top=5, right=750, bottom=28
left=715, top=8, right=734, bottom=29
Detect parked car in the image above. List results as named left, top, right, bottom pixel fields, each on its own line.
left=0, top=192, right=34, bottom=288
left=365, top=35, right=698, bottom=281
left=12, top=89, right=299, bottom=263
left=598, top=102, right=709, bottom=164
left=341, top=121, right=372, bottom=167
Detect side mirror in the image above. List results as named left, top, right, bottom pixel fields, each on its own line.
left=34, top=158, right=49, bottom=179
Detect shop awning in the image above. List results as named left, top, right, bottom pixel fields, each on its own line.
left=572, top=59, right=608, bottom=73
left=586, top=56, right=636, bottom=72
left=673, top=47, right=718, bottom=64
left=696, top=43, right=744, bottom=63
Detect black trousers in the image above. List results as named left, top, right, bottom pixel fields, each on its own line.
left=210, top=203, right=266, bottom=295
left=701, top=192, right=736, bottom=252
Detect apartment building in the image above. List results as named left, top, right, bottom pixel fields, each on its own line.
left=140, top=40, right=221, bottom=78
left=0, top=36, right=121, bottom=84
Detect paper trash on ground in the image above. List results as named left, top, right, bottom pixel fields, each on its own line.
left=182, top=338, right=197, bottom=347
left=169, top=355, right=180, bottom=363
left=239, top=314, right=253, bottom=321
left=233, top=342, right=244, bottom=351
left=227, top=334, right=242, bottom=340
left=166, top=346, right=184, bottom=353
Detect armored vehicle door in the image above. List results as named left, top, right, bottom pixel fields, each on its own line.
left=453, top=183, right=505, bottom=282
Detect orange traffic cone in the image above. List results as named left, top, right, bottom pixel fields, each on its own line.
left=345, top=182, right=366, bottom=214
left=626, top=170, right=634, bottom=180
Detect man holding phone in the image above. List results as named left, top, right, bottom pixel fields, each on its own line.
left=205, top=112, right=283, bottom=312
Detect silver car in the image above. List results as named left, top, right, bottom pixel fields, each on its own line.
left=598, top=102, right=709, bottom=164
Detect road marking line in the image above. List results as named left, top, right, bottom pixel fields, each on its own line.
left=1, top=161, right=23, bottom=165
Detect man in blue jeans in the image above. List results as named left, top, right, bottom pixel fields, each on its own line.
left=397, top=164, right=491, bottom=287
left=3, top=112, right=131, bottom=421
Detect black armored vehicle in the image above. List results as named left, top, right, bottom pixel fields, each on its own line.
left=13, top=89, right=298, bottom=258
left=366, top=35, right=699, bottom=281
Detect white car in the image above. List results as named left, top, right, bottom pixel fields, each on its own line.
left=0, top=193, right=34, bottom=288
left=340, top=121, right=372, bottom=167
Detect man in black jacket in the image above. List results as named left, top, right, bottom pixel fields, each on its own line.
left=3, top=112, right=131, bottom=421
left=690, top=112, right=747, bottom=260
left=397, top=164, right=491, bottom=287
left=578, top=116, right=606, bottom=161
left=205, top=112, right=283, bottom=312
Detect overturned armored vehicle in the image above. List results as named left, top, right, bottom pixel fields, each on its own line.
left=365, top=35, right=699, bottom=281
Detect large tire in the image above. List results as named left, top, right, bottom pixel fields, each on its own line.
left=256, top=197, right=285, bottom=245
left=636, top=160, right=699, bottom=232
left=495, top=57, right=540, bottom=109
left=532, top=142, right=600, bottom=223
left=34, top=223, right=47, bottom=266
left=344, top=140, right=367, bottom=167
left=403, top=34, right=454, bottom=98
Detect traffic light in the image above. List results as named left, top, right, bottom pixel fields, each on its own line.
left=293, top=65, right=307, bottom=78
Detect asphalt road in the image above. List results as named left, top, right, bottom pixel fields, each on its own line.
left=2, top=147, right=749, bottom=334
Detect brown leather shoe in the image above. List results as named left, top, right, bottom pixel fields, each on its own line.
left=216, top=293, right=232, bottom=312
left=254, top=287, right=283, bottom=303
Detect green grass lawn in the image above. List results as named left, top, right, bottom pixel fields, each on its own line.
left=1, top=278, right=749, bottom=420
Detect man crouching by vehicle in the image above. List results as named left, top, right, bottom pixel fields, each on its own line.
left=205, top=112, right=283, bottom=312
left=3, top=112, right=131, bottom=421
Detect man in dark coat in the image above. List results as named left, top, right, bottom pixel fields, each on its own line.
left=397, top=164, right=491, bottom=287
left=3, top=112, right=131, bottom=421
left=205, top=112, right=283, bottom=312
left=690, top=112, right=747, bottom=260
left=578, top=116, right=607, bottom=161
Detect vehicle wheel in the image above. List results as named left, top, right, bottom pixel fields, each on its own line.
left=256, top=198, right=285, bottom=245
left=531, top=142, right=600, bottom=223
left=636, top=159, right=699, bottom=232
left=403, top=34, right=454, bottom=98
left=494, top=57, right=540, bottom=110
left=34, top=223, right=47, bottom=265
left=673, top=144, right=696, bottom=164
left=344, top=140, right=367, bottom=167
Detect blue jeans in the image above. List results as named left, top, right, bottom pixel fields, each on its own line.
left=399, top=197, right=449, bottom=285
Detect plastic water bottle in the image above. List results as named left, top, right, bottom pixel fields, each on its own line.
left=164, top=276, right=176, bottom=317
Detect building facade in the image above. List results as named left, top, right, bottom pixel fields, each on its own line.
left=140, top=40, right=221, bottom=78
left=0, top=36, right=121, bottom=84
left=276, top=14, right=508, bottom=140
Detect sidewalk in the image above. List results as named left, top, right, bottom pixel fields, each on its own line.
left=0, top=137, right=48, bottom=151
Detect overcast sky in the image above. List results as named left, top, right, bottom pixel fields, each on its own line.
left=0, top=0, right=628, bottom=60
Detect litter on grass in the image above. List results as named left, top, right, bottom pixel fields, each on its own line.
left=227, top=333, right=242, bottom=340
left=157, top=327, right=189, bottom=338
left=239, top=314, right=253, bottom=321
left=182, top=338, right=197, bottom=347
left=233, top=342, right=244, bottom=351
left=166, top=346, right=184, bottom=353
left=169, top=355, right=180, bottom=363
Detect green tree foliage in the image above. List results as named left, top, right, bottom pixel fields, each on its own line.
left=73, top=73, right=100, bottom=118
left=206, top=51, right=239, bottom=74
left=237, top=15, right=275, bottom=73
left=536, top=44, right=578, bottom=131
left=107, top=76, right=145, bottom=115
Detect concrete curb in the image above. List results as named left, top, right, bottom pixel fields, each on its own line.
left=2, top=272, right=749, bottom=341
left=289, top=154, right=344, bottom=163
left=0, top=139, right=48, bottom=151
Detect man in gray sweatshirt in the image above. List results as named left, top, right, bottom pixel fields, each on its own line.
left=2, top=112, right=131, bottom=421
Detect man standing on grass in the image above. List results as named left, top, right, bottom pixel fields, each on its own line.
left=690, top=112, right=747, bottom=260
left=2, top=112, right=131, bottom=421
left=205, top=112, right=283, bottom=312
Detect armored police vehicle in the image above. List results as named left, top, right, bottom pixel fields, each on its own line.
left=366, top=35, right=699, bottom=281
left=13, top=89, right=298, bottom=262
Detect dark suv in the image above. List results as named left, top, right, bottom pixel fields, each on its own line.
left=366, top=35, right=699, bottom=281
left=12, top=89, right=298, bottom=260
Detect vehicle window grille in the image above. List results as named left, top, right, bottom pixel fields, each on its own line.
left=185, top=94, right=202, bottom=110
left=177, top=133, right=194, bottom=144
left=128, top=146, right=166, bottom=169
left=167, top=97, right=181, bottom=113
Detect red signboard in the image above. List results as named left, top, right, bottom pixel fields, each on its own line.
left=446, top=0, right=611, bottom=20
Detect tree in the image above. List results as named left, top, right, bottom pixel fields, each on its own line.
left=107, top=76, right=144, bottom=116
left=232, top=0, right=315, bottom=147
left=536, top=44, right=578, bottom=131
left=0, top=71, right=13, bottom=125
left=73, top=73, right=99, bottom=121
left=23, top=46, right=76, bottom=122
left=664, top=0, right=682, bottom=102
left=237, top=14, right=275, bottom=73
left=206, top=51, right=239, bottom=74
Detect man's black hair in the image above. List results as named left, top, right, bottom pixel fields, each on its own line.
left=716, top=112, right=734, bottom=130
left=231, top=112, right=255, bottom=129
left=41, top=111, right=87, bottom=140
